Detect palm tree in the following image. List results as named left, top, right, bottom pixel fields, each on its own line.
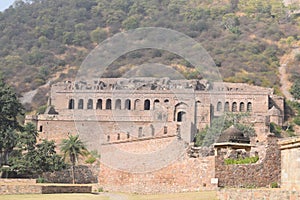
left=60, top=134, right=88, bottom=184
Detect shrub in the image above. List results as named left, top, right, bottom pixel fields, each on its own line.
left=224, top=156, right=259, bottom=165
left=270, top=182, right=279, bottom=188
left=36, top=177, right=46, bottom=183
left=270, top=122, right=282, bottom=137
left=294, top=116, right=300, bottom=126
left=85, top=156, right=96, bottom=164
left=295, top=54, right=300, bottom=62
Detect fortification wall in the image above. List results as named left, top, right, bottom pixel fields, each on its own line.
left=98, top=147, right=217, bottom=193
left=95, top=124, right=218, bottom=194
left=215, top=136, right=281, bottom=188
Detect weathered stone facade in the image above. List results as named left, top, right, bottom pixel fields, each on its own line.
left=215, top=135, right=281, bottom=188
left=42, top=165, right=98, bottom=184
left=26, top=78, right=284, bottom=146
left=25, top=78, right=285, bottom=192
left=98, top=154, right=217, bottom=193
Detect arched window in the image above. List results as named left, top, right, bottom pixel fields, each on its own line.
left=125, top=99, right=131, bottom=110
left=144, top=99, right=150, bottom=110
left=115, top=99, right=121, bottom=110
left=107, top=135, right=110, bottom=142
left=78, top=99, right=84, bottom=109
left=240, top=102, right=245, bottom=112
left=247, top=102, right=252, bottom=112
left=217, top=101, right=222, bottom=111
left=154, top=99, right=160, bottom=109
left=106, top=99, right=112, bottom=110
left=232, top=102, right=237, bottom=112
left=224, top=102, right=229, bottom=112
left=134, top=99, right=142, bottom=110
left=68, top=99, right=75, bottom=109
left=87, top=99, right=93, bottom=109
left=96, top=99, right=102, bottom=109
left=127, top=132, right=130, bottom=139
left=164, top=99, right=169, bottom=103
left=177, top=111, right=186, bottom=122
left=117, top=133, right=120, bottom=140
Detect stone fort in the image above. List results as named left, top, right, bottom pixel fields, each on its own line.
left=26, top=77, right=285, bottom=192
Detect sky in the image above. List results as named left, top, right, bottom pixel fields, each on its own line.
left=0, top=0, right=15, bottom=12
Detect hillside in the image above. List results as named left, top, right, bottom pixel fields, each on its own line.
left=0, top=0, right=300, bottom=110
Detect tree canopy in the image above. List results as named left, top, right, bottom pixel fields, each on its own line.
left=0, top=77, right=24, bottom=166
left=60, top=134, right=88, bottom=184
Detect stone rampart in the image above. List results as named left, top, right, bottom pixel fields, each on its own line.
left=98, top=154, right=217, bottom=194
left=215, top=135, right=281, bottom=188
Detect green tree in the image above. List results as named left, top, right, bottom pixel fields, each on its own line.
left=194, top=112, right=255, bottom=147
left=9, top=138, right=66, bottom=176
left=0, top=77, right=24, bottom=167
left=60, top=134, right=88, bottom=184
left=90, top=27, right=107, bottom=44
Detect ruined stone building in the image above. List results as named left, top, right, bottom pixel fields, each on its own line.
left=25, top=77, right=285, bottom=192
left=26, top=77, right=284, bottom=146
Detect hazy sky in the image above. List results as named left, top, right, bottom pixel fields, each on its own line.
left=0, top=0, right=15, bottom=11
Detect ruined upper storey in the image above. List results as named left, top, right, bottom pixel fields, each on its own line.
left=52, top=77, right=274, bottom=94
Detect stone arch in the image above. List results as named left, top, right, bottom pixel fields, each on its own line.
left=247, top=102, right=252, bottom=112
left=240, top=102, right=245, bottom=112
left=134, top=99, right=142, bottom=110
left=144, top=99, right=150, bottom=110
left=217, top=101, right=222, bottom=111
left=68, top=99, right=75, bottom=109
left=125, top=99, right=131, bottom=110
left=106, top=99, right=112, bottom=110
left=174, top=102, right=188, bottom=121
left=224, top=102, right=229, bottom=112
left=96, top=99, right=102, bottom=109
left=154, top=99, right=160, bottom=110
left=87, top=99, right=93, bottom=109
left=115, top=99, right=121, bottom=110
left=78, top=99, right=84, bottom=109
left=232, top=102, right=237, bottom=112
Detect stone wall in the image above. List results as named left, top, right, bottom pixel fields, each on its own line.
left=42, top=165, right=98, bottom=184
left=98, top=154, right=217, bottom=194
left=215, top=135, right=281, bottom=188
left=218, top=188, right=300, bottom=200
left=0, top=179, right=92, bottom=195
left=279, top=137, right=300, bottom=191
left=0, top=184, right=42, bottom=195
left=41, top=185, right=92, bottom=194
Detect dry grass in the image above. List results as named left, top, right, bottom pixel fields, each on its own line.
left=0, top=191, right=217, bottom=200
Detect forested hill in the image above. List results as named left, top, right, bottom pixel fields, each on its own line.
left=0, top=0, right=300, bottom=109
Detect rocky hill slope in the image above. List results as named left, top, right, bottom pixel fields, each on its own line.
left=0, top=0, right=299, bottom=110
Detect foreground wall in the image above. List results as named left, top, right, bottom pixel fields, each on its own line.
left=215, top=135, right=281, bottom=188
left=218, top=188, right=300, bottom=200
left=0, top=179, right=92, bottom=195
left=98, top=155, right=217, bottom=193
left=279, top=137, right=300, bottom=191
